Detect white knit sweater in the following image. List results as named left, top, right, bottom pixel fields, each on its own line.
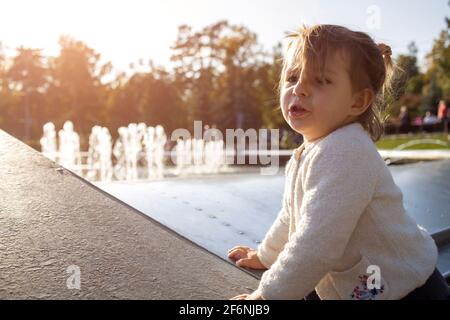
left=257, top=122, right=438, bottom=300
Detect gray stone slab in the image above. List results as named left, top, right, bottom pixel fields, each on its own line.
left=98, top=160, right=450, bottom=254
left=96, top=174, right=283, bottom=262
left=389, top=160, right=450, bottom=235
left=97, top=160, right=450, bottom=279
left=0, top=130, right=259, bottom=299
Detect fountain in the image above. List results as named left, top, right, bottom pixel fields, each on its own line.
left=143, top=126, right=156, bottom=178
left=58, top=121, right=82, bottom=175
left=39, top=122, right=57, bottom=161
left=40, top=121, right=227, bottom=181
left=154, top=125, right=167, bottom=179
left=86, top=126, right=113, bottom=182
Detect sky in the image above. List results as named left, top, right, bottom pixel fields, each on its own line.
left=0, top=0, right=448, bottom=74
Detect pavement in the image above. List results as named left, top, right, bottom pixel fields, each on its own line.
left=0, top=129, right=259, bottom=299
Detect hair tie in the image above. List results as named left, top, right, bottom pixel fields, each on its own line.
left=377, top=43, right=392, bottom=57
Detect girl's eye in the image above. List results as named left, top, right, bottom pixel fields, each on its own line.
left=315, top=77, right=332, bottom=85
left=286, top=75, right=298, bottom=83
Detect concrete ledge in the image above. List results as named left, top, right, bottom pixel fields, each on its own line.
left=378, top=149, right=450, bottom=160
left=0, top=130, right=259, bottom=299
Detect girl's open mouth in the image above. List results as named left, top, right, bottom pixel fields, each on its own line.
left=288, top=104, right=310, bottom=119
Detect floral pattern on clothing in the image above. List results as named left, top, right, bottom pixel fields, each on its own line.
left=350, top=274, right=385, bottom=300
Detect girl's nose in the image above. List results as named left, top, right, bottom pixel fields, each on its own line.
left=293, top=77, right=309, bottom=97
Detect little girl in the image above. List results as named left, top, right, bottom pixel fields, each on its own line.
left=228, top=24, right=450, bottom=300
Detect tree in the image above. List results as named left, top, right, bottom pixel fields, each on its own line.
left=170, top=20, right=266, bottom=130
left=106, top=65, right=185, bottom=135
left=255, top=42, right=285, bottom=129
left=0, top=42, right=6, bottom=128
left=47, top=35, right=112, bottom=140
left=386, top=41, right=424, bottom=119
left=0, top=20, right=292, bottom=148
left=424, top=4, right=450, bottom=101
left=422, top=73, right=442, bottom=114
left=0, top=42, right=14, bottom=131
left=7, top=47, right=47, bottom=142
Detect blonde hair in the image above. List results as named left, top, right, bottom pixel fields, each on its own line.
left=279, top=24, right=394, bottom=142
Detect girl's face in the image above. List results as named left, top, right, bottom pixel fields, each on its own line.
left=280, top=49, right=361, bottom=142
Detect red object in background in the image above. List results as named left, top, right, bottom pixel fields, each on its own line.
left=438, top=101, right=448, bottom=120
left=413, top=116, right=423, bottom=126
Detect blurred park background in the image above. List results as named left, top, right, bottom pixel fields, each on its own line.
left=0, top=0, right=449, bottom=151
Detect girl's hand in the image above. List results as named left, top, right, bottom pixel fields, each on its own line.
left=230, top=290, right=264, bottom=300
left=227, top=246, right=267, bottom=270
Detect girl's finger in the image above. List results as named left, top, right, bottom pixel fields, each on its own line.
left=236, top=258, right=251, bottom=268
left=227, top=246, right=243, bottom=253
left=230, top=294, right=249, bottom=300
left=227, top=245, right=251, bottom=253
left=227, top=248, right=246, bottom=259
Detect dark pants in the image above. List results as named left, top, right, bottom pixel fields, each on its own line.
left=304, top=268, right=450, bottom=300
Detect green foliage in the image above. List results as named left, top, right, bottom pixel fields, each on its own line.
left=170, top=20, right=277, bottom=131
left=425, top=22, right=450, bottom=100
left=1, top=14, right=449, bottom=148
left=376, top=133, right=450, bottom=150
left=388, top=8, right=449, bottom=122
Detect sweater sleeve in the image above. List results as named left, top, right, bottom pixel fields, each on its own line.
left=258, top=144, right=379, bottom=299
left=257, top=207, right=290, bottom=268
left=256, top=155, right=295, bottom=268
